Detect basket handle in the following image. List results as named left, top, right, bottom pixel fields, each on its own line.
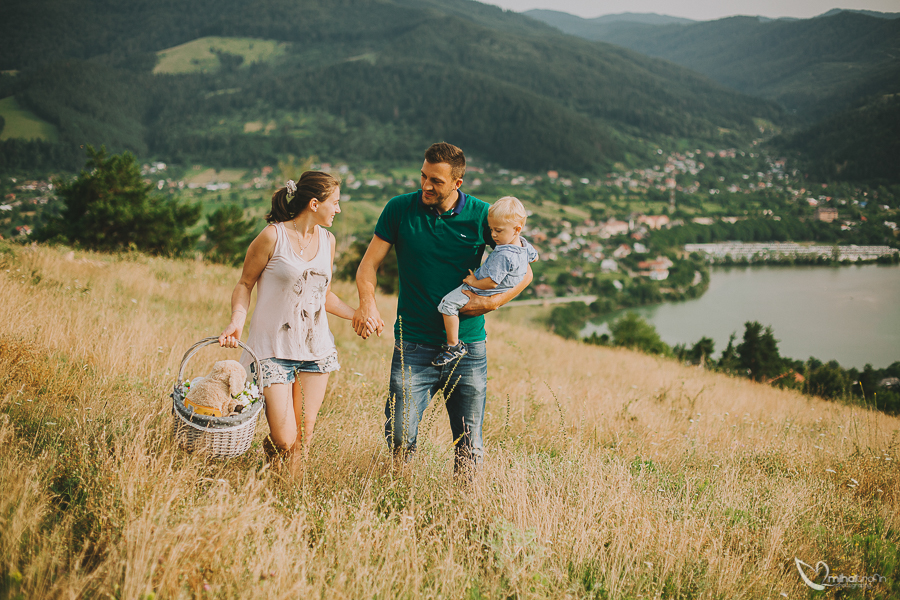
left=175, top=337, right=261, bottom=389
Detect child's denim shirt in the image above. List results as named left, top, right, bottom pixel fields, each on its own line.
left=468, top=237, right=539, bottom=296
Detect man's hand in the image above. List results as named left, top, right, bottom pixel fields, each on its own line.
left=458, top=290, right=501, bottom=316
left=355, top=235, right=392, bottom=339
left=459, top=263, right=533, bottom=316
left=353, top=302, right=384, bottom=339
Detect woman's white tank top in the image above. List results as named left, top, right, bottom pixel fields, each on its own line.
left=241, top=222, right=336, bottom=365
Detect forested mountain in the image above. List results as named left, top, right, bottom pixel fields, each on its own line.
left=526, top=9, right=900, bottom=184
left=526, top=10, right=900, bottom=119
left=776, top=93, right=900, bottom=184
left=0, top=0, right=781, bottom=174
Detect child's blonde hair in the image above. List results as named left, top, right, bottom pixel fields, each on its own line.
left=489, top=196, right=527, bottom=226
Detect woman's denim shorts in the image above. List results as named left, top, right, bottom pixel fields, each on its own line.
left=250, top=354, right=340, bottom=389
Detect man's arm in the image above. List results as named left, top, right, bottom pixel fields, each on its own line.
left=353, top=235, right=392, bottom=338
left=459, top=263, right=533, bottom=316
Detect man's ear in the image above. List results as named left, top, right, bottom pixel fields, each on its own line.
left=454, top=178, right=463, bottom=190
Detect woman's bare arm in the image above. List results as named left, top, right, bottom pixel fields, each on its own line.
left=219, top=225, right=276, bottom=347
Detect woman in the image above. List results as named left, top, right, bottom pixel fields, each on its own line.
left=219, top=171, right=374, bottom=464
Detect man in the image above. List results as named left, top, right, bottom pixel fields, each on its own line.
left=353, top=142, right=532, bottom=473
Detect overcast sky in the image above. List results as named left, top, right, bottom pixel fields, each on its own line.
left=483, top=0, right=899, bottom=21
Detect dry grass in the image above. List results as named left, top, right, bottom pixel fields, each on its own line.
left=1, top=243, right=898, bottom=599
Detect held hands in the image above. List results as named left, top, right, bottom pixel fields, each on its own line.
left=352, top=304, right=384, bottom=340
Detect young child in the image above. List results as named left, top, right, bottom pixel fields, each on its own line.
left=433, top=196, right=539, bottom=366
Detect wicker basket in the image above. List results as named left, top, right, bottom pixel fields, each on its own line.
left=171, top=337, right=265, bottom=458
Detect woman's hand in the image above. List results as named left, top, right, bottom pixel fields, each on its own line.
left=219, top=321, right=242, bottom=348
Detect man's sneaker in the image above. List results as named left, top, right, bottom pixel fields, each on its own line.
left=432, top=342, right=468, bottom=366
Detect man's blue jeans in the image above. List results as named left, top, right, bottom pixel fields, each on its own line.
left=385, top=340, right=487, bottom=471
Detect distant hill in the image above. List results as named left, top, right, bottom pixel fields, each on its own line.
left=0, top=0, right=781, bottom=174
left=524, top=10, right=694, bottom=35
left=525, top=8, right=900, bottom=184
left=526, top=10, right=900, bottom=119
left=818, top=8, right=900, bottom=19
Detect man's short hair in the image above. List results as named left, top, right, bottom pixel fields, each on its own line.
left=424, top=142, right=466, bottom=181
left=489, top=196, right=527, bottom=226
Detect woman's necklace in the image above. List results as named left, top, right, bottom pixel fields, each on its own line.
left=291, top=219, right=315, bottom=256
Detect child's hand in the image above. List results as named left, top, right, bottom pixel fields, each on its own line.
left=463, top=269, right=477, bottom=286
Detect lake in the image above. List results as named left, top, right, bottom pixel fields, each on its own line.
left=582, top=264, right=900, bottom=369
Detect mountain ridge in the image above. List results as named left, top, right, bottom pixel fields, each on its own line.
left=0, top=0, right=781, bottom=173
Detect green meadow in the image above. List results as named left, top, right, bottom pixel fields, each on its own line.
left=0, top=96, right=59, bottom=142
left=153, top=37, right=290, bottom=75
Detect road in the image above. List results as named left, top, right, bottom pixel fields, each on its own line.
left=503, top=295, right=597, bottom=308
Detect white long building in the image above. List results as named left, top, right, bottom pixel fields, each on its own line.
left=684, top=242, right=898, bottom=261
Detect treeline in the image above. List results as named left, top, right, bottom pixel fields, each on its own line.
left=574, top=311, right=900, bottom=414
left=650, top=216, right=900, bottom=249
left=29, top=146, right=258, bottom=265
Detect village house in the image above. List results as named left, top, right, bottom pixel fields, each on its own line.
left=638, top=256, right=673, bottom=281
left=600, top=258, right=618, bottom=273
left=612, top=244, right=632, bottom=259
left=533, top=283, right=555, bottom=300
left=601, top=219, right=629, bottom=238
left=637, top=214, right=670, bottom=230
left=815, top=207, right=838, bottom=222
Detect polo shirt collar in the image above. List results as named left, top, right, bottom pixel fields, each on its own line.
left=419, top=189, right=466, bottom=216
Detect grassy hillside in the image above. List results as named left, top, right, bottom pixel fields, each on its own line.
left=153, top=37, right=290, bottom=75
left=1, top=242, right=897, bottom=598
left=0, top=95, right=58, bottom=142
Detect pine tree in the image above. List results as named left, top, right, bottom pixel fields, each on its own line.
left=38, top=146, right=200, bottom=255
left=203, top=205, right=258, bottom=266
left=736, top=321, right=783, bottom=382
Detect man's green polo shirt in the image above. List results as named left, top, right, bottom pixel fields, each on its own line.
left=374, top=190, right=492, bottom=345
